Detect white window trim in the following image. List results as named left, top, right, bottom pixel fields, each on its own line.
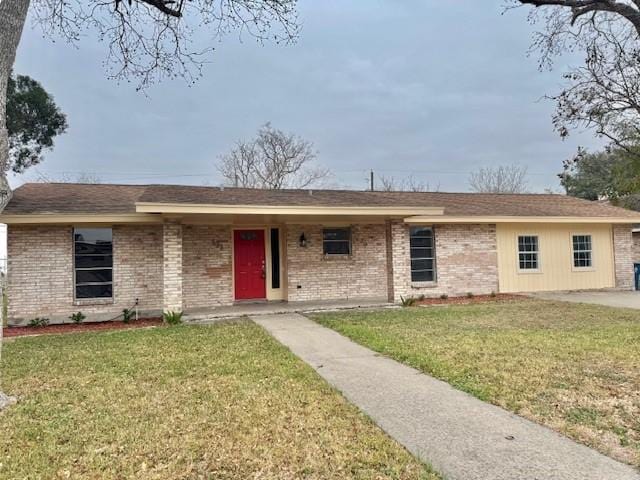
left=516, top=233, right=542, bottom=274
left=570, top=232, right=596, bottom=272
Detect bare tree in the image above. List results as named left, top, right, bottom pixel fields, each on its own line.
left=512, top=1, right=640, bottom=158
left=469, top=165, right=529, bottom=193
left=378, top=175, right=435, bottom=192
left=32, top=170, right=103, bottom=183
left=0, top=1, right=299, bottom=205
left=217, top=123, right=330, bottom=189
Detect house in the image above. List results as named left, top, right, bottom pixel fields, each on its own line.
left=2, top=182, right=640, bottom=325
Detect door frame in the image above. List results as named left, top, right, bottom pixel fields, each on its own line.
left=231, top=226, right=285, bottom=302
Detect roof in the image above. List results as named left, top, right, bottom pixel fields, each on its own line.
left=3, top=182, right=639, bottom=219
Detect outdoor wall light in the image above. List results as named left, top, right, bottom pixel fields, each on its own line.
left=299, top=233, right=307, bottom=248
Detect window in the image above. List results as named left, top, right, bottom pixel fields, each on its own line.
left=323, top=228, right=351, bottom=255
left=270, top=228, right=280, bottom=288
left=518, top=235, right=539, bottom=271
left=410, top=227, right=436, bottom=282
left=74, top=228, right=113, bottom=299
left=572, top=234, right=593, bottom=268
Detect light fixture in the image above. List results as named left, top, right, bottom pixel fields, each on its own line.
left=299, top=233, right=307, bottom=248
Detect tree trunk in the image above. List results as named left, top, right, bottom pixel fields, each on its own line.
left=0, top=0, right=30, bottom=410
left=0, top=0, right=31, bottom=209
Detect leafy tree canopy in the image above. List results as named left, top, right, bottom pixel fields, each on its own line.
left=6, top=73, right=68, bottom=174
left=559, top=146, right=640, bottom=210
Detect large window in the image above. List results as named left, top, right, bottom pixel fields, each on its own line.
left=410, top=227, right=436, bottom=282
left=572, top=234, right=593, bottom=268
left=323, top=228, right=351, bottom=255
left=74, top=228, right=113, bottom=299
left=517, top=235, right=539, bottom=271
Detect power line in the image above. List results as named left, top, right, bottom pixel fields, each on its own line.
left=29, top=167, right=554, bottom=178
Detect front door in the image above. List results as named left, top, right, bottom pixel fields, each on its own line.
left=234, top=230, right=266, bottom=300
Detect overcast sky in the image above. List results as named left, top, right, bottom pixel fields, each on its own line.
left=10, top=0, right=604, bottom=192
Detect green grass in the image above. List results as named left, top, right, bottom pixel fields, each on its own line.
left=313, top=300, right=640, bottom=466
left=0, top=321, right=438, bottom=480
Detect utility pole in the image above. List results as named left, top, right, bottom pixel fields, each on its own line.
left=370, top=170, right=374, bottom=192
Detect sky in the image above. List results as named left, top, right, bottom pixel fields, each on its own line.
left=10, top=0, right=605, bottom=193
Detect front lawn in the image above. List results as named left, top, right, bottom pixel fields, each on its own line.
left=0, top=321, right=437, bottom=479
left=313, top=300, right=640, bottom=467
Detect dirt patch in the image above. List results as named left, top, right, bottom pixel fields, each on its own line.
left=0, top=392, right=17, bottom=410
left=417, top=293, right=525, bottom=306
left=4, top=318, right=163, bottom=338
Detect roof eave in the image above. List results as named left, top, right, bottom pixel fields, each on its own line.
left=0, top=213, right=162, bottom=224
left=134, top=202, right=445, bottom=216
left=404, top=215, right=640, bottom=224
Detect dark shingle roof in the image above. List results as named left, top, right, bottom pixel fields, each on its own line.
left=3, top=182, right=639, bottom=218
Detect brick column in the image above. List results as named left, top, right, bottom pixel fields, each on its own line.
left=163, top=221, right=183, bottom=312
left=386, top=220, right=411, bottom=303
left=613, top=224, right=634, bottom=290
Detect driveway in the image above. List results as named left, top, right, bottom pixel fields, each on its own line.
left=252, top=313, right=640, bottom=480
left=531, top=290, right=640, bottom=309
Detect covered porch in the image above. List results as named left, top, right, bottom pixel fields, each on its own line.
left=151, top=200, right=442, bottom=312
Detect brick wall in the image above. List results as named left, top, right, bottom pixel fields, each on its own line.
left=12, top=220, right=629, bottom=322
left=388, top=221, right=499, bottom=302
left=182, top=225, right=233, bottom=309
left=162, top=222, right=183, bottom=312
left=7, top=224, right=163, bottom=325
left=285, top=224, right=388, bottom=302
left=613, top=224, right=634, bottom=290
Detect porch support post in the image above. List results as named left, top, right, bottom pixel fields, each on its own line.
left=163, top=220, right=183, bottom=312
left=386, top=219, right=411, bottom=303
left=613, top=224, right=634, bottom=290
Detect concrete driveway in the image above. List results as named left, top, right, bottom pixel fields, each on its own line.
left=531, top=290, right=640, bottom=309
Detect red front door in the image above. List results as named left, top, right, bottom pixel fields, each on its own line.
left=234, top=230, right=266, bottom=300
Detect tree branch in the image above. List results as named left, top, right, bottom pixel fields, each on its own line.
left=138, top=0, right=182, bottom=17
left=518, top=0, right=640, bottom=34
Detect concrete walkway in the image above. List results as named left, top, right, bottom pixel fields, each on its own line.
left=531, top=290, right=640, bottom=310
left=184, top=298, right=392, bottom=323
left=252, top=313, right=640, bottom=480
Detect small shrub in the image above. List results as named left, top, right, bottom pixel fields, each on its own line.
left=163, top=310, right=184, bottom=325
left=490, top=291, right=497, bottom=298
left=122, top=308, right=135, bottom=323
left=28, top=317, right=49, bottom=327
left=400, top=296, right=417, bottom=307
left=417, top=294, right=425, bottom=301
left=466, top=292, right=474, bottom=298
left=439, top=294, right=448, bottom=300
left=69, top=311, right=86, bottom=324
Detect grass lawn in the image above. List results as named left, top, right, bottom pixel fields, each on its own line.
left=0, top=321, right=438, bottom=480
left=313, top=300, right=640, bottom=467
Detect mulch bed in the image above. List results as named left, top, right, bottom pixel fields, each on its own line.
left=3, top=318, right=163, bottom=338
left=417, top=293, right=525, bottom=306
